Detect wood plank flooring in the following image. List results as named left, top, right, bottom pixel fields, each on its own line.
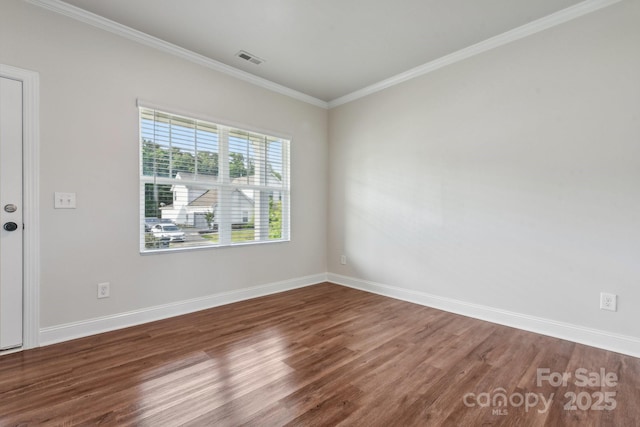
left=0, top=282, right=638, bottom=426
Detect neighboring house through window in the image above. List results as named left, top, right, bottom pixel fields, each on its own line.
left=139, top=106, right=290, bottom=251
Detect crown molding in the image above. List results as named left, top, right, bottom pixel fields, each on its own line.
left=24, top=0, right=622, bottom=110
left=328, top=0, right=624, bottom=108
left=23, top=0, right=330, bottom=109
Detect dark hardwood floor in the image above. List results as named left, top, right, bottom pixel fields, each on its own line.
left=0, top=282, right=638, bottom=426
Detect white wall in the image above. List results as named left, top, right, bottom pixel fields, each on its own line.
left=0, top=0, right=328, bottom=329
left=328, top=1, right=640, bottom=341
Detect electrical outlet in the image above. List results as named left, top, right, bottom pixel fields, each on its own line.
left=340, top=255, right=347, bottom=265
left=600, top=292, right=617, bottom=312
left=97, top=282, right=110, bottom=299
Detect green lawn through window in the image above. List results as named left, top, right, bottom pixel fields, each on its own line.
left=201, top=229, right=255, bottom=243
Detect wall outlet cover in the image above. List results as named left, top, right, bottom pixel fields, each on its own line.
left=98, top=282, right=110, bottom=299
left=600, top=292, right=617, bottom=312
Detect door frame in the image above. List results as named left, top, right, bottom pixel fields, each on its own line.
left=0, top=64, right=40, bottom=350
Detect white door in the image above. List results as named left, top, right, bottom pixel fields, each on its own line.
left=0, top=76, right=23, bottom=350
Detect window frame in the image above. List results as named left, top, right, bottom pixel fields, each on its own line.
left=138, top=102, right=291, bottom=253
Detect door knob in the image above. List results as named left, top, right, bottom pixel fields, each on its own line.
left=3, top=222, right=18, bottom=231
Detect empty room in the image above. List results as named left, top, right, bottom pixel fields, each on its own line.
left=1, top=0, right=639, bottom=425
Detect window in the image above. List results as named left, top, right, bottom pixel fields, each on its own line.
left=139, top=106, right=290, bottom=252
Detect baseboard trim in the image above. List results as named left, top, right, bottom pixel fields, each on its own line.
left=39, top=273, right=327, bottom=346
left=327, top=273, right=640, bottom=358
left=38, top=272, right=640, bottom=358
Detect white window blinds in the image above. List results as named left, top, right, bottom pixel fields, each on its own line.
left=140, top=106, right=290, bottom=252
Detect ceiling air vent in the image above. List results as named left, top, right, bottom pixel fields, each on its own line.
left=235, top=50, right=265, bottom=65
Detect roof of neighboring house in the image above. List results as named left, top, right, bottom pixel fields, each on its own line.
left=191, top=188, right=253, bottom=206
left=190, top=189, right=219, bottom=207
left=162, top=172, right=273, bottom=210
left=162, top=188, right=253, bottom=210
left=175, top=171, right=218, bottom=183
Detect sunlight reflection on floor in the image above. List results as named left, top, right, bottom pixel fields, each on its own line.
left=135, top=327, right=295, bottom=424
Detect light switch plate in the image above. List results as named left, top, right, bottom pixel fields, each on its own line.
left=54, top=192, right=76, bottom=209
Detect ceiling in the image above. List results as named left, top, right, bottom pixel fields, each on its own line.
left=57, top=0, right=587, bottom=104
